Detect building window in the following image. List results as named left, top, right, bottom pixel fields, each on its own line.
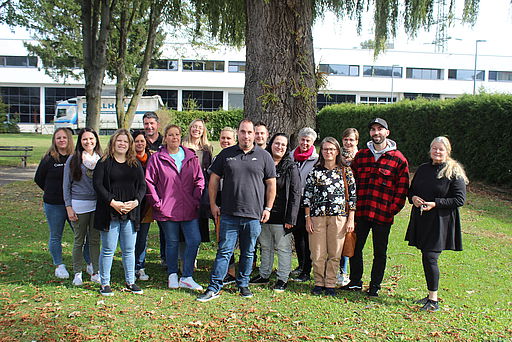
left=359, top=96, right=396, bottom=104
left=150, top=59, right=178, bottom=71
left=406, top=68, right=444, bottom=80
left=403, top=93, right=441, bottom=100
left=0, top=87, right=40, bottom=123
left=0, top=56, right=38, bottom=67
left=182, top=60, right=225, bottom=72
left=228, top=93, right=244, bottom=109
left=363, top=65, right=402, bottom=78
left=448, top=69, right=484, bottom=81
left=228, top=61, right=245, bottom=73
left=317, top=94, right=356, bottom=109
left=182, top=90, right=223, bottom=111
left=143, top=89, right=178, bottom=110
left=319, top=64, right=359, bottom=76
left=45, top=87, right=86, bottom=124
left=488, top=71, right=512, bottom=82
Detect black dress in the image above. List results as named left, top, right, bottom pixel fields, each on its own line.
left=405, top=162, right=466, bottom=252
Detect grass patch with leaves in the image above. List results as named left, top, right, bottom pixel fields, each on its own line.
left=0, top=181, right=511, bottom=341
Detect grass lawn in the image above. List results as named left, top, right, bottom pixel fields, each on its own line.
left=0, top=179, right=510, bottom=341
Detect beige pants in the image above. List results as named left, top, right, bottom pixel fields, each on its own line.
left=309, top=216, right=347, bottom=288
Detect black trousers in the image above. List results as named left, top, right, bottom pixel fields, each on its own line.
left=292, top=208, right=312, bottom=274
left=349, top=219, right=391, bottom=290
left=422, top=250, right=441, bottom=291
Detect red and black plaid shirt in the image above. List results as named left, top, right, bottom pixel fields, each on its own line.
left=351, top=147, right=409, bottom=225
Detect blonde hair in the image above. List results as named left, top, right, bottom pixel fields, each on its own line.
left=220, top=126, right=237, bottom=140
left=47, top=127, right=74, bottom=161
left=104, top=129, right=138, bottom=167
left=182, top=119, right=211, bottom=151
left=162, top=124, right=181, bottom=148
left=431, top=136, right=469, bottom=184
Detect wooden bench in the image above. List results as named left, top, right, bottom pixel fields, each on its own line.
left=0, top=146, right=33, bottom=167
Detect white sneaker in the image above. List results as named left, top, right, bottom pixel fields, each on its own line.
left=86, top=263, right=94, bottom=276
left=168, top=273, right=179, bottom=289
left=90, top=273, right=100, bottom=284
left=136, top=269, right=149, bottom=281
left=336, top=273, right=350, bottom=287
left=179, top=277, right=203, bottom=291
left=72, top=272, right=83, bottom=286
left=54, top=264, right=69, bottom=279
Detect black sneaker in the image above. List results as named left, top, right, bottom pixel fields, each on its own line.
left=367, top=287, right=379, bottom=297
left=126, top=283, right=143, bottom=294
left=239, top=286, right=253, bottom=298
left=420, top=299, right=439, bottom=312
left=290, top=267, right=303, bottom=278
left=223, top=274, right=236, bottom=285
left=273, top=280, right=287, bottom=292
left=249, top=275, right=269, bottom=285
left=100, top=285, right=114, bottom=296
left=324, top=287, right=336, bottom=296
left=196, top=290, right=220, bottom=302
left=340, top=280, right=363, bottom=291
left=414, top=296, right=429, bottom=305
left=294, top=273, right=311, bottom=282
left=311, top=286, right=324, bottom=295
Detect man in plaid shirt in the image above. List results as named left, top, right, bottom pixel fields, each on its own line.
left=342, top=118, right=409, bottom=297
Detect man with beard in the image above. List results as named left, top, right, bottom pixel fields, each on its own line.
left=342, top=118, right=409, bottom=297
left=143, top=112, right=163, bottom=153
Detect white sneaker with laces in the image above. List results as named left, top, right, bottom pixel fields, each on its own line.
left=72, top=272, right=83, bottom=286
left=86, top=263, right=94, bottom=276
left=168, top=273, right=179, bottom=289
left=54, top=264, right=69, bottom=279
left=137, top=269, right=149, bottom=281
left=90, top=273, right=100, bottom=284
left=179, top=277, right=203, bottom=291
left=336, top=273, right=350, bottom=287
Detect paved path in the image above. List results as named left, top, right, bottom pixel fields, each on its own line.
left=0, top=166, right=37, bottom=186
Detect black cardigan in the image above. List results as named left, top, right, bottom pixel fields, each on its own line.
left=93, top=157, right=146, bottom=232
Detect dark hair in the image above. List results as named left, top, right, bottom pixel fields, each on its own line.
left=143, top=111, right=159, bottom=122
left=238, top=118, right=254, bottom=130
left=70, top=128, right=102, bottom=181
left=132, top=129, right=150, bottom=155
left=266, top=133, right=290, bottom=157
left=317, top=137, right=342, bottom=168
left=254, top=121, right=268, bottom=129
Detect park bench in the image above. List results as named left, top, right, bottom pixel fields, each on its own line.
left=0, top=146, right=33, bottom=167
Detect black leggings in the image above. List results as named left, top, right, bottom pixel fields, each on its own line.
left=422, top=250, right=441, bottom=291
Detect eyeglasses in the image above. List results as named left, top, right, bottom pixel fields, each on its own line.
left=322, top=148, right=337, bottom=152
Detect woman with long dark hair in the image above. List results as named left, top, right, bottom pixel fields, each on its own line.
left=249, top=133, right=301, bottom=292
left=35, top=127, right=74, bottom=278
left=93, top=129, right=146, bottom=296
left=63, top=127, right=102, bottom=286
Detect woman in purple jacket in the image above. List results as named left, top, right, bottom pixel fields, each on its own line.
left=145, top=124, right=205, bottom=291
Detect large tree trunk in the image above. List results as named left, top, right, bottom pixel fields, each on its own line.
left=244, top=0, right=317, bottom=144
left=81, top=0, right=115, bottom=132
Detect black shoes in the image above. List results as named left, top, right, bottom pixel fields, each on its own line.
left=367, top=286, right=379, bottom=297
left=311, top=286, right=324, bottom=295
left=273, top=280, right=287, bottom=292
left=420, top=299, right=439, bottom=312
left=290, top=267, right=302, bottom=278
left=239, top=286, right=253, bottom=298
left=197, top=289, right=220, bottom=302
left=223, top=274, right=236, bottom=285
left=414, top=296, right=429, bottom=305
left=340, top=280, right=363, bottom=291
left=324, top=287, right=336, bottom=296
left=126, top=283, right=144, bottom=294
left=100, top=285, right=114, bottom=296
left=249, top=275, right=270, bottom=285
left=294, top=273, right=311, bottom=282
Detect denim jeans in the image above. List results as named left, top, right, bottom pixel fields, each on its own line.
left=207, top=215, right=261, bottom=293
left=135, top=222, right=151, bottom=270
left=340, top=256, right=349, bottom=274
left=258, top=223, right=292, bottom=282
left=159, top=219, right=201, bottom=278
left=99, top=219, right=137, bottom=286
left=43, top=203, right=71, bottom=266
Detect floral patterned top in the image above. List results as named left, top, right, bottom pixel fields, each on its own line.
left=303, top=165, right=356, bottom=217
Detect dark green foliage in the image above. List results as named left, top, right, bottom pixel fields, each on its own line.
left=317, top=94, right=512, bottom=186
left=159, top=108, right=244, bottom=140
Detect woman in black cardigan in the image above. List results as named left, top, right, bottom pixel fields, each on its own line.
left=406, top=136, right=468, bottom=312
left=93, top=129, right=146, bottom=296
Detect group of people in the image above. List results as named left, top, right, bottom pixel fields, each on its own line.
left=35, top=113, right=468, bottom=312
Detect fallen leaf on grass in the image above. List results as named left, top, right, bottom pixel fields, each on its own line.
left=466, top=290, right=475, bottom=294
left=68, top=311, right=81, bottom=318
left=188, top=320, right=203, bottom=327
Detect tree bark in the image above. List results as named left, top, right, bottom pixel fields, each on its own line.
left=244, top=0, right=317, bottom=144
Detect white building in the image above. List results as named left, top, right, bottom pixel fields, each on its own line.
left=1, top=36, right=512, bottom=133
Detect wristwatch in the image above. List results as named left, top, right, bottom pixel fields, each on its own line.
left=305, top=214, right=310, bottom=218
left=264, top=207, right=272, bottom=211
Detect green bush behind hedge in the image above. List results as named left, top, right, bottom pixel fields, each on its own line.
left=317, top=94, right=512, bottom=186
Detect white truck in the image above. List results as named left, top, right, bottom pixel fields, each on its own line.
left=53, top=95, right=163, bottom=133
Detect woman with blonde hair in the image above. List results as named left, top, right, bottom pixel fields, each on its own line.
left=93, top=129, right=146, bottom=296
left=406, top=136, right=468, bottom=312
left=35, top=127, right=75, bottom=278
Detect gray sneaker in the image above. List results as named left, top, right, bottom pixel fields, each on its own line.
left=239, top=286, right=253, bottom=298
left=197, top=290, right=220, bottom=302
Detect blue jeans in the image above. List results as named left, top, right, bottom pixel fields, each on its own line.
left=207, top=215, right=261, bottom=293
left=135, top=222, right=151, bottom=270
left=159, top=219, right=201, bottom=278
left=99, top=219, right=137, bottom=286
left=43, top=203, right=71, bottom=266
left=340, top=256, right=349, bottom=274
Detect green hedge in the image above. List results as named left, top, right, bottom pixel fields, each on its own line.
left=156, top=108, right=244, bottom=140
left=317, top=94, right=512, bottom=186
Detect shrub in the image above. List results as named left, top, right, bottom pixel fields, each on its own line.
left=317, top=94, right=512, bottom=186
left=0, top=98, right=20, bottom=133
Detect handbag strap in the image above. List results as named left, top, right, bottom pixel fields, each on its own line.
left=342, top=166, right=350, bottom=213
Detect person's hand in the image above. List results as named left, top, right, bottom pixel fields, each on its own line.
left=344, top=217, right=355, bottom=233
left=261, top=209, right=270, bottom=223
left=284, top=223, right=293, bottom=229
left=421, top=201, right=436, bottom=212
left=110, top=200, right=125, bottom=215
left=66, top=206, right=78, bottom=222
left=412, top=195, right=425, bottom=208
left=210, top=204, right=220, bottom=220
left=306, top=217, right=314, bottom=233
left=122, top=200, right=139, bottom=214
